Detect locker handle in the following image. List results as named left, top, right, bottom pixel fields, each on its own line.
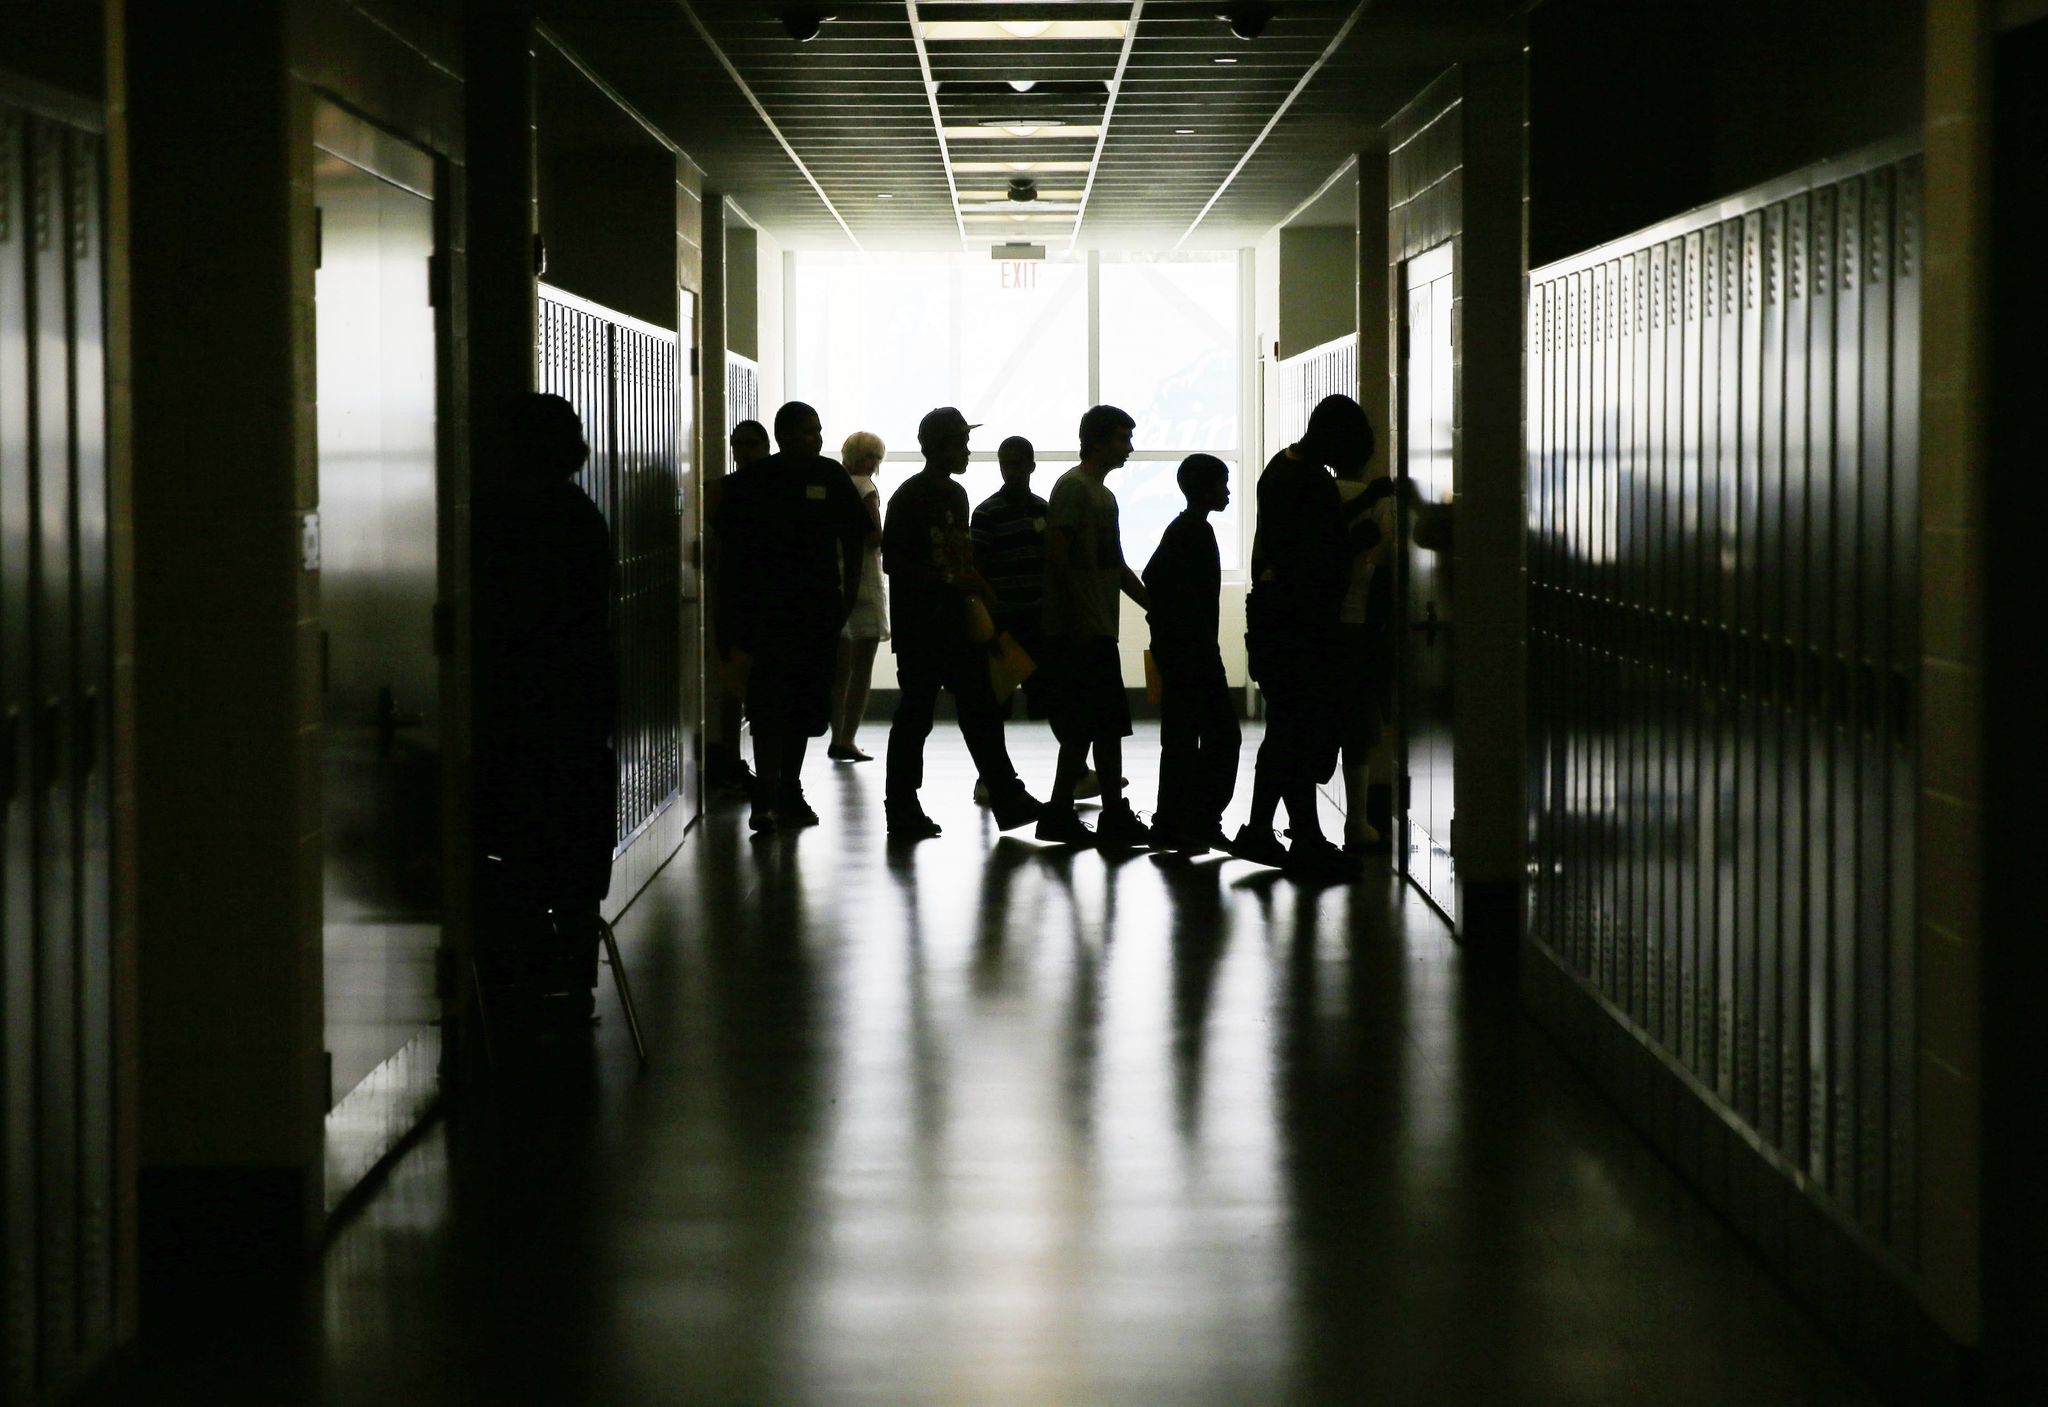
left=77, top=688, right=98, bottom=778
left=1, top=706, right=18, bottom=803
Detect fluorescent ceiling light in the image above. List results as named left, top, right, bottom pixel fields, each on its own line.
left=961, top=212, right=1074, bottom=222
left=959, top=202, right=1081, bottom=213
left=952, top=160, right=1093, bottom=173
left=919, top=20, right=1129, bottom=41
left=943, top=124, right=1100, bottom=140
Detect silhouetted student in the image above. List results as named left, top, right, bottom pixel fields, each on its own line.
left=1233, top=393, right=1371, bottom=881
left=1036, top=404, right=1153, bottom=848
left=474, top=393, right=616, bottom=1001
left=968, top=435, right=1100, bottom=803
left=880, top=407, right=1042, bottom=839
left=1143, top=454, right=1240, bottom=853
left=705, top=418, right=769, bottom=795
left=717, top=401, right=867, bottom=834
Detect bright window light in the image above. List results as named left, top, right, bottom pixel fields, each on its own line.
left=919, top=20, right=1130, bottom=41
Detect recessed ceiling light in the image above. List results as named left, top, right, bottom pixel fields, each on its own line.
left=876, top=193, right=894, bottom=199
left=1214, top=57, right=1238, bottom=63
left=919, top=20, right=1129, bottom=41
left=1176, top=128, right=1196, bottom=134
left=1006, top=80, right=1038, bottom=92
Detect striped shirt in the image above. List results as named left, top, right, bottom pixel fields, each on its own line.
left=969, top=484, right=1048, bottom=633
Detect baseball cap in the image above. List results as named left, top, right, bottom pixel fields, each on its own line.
left=917, top=406, right=982, bottom=445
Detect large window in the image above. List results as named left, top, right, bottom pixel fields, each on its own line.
left=790, top=250, right=1244, bottom=573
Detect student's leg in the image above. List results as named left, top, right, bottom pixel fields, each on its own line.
left=947, top=646, right=1024, bottom=797
left=1155, top=674, right=1197, bottom=826
left=829, top=637, right=856, bottom=748
left=1201, top=679, right=1243, bottom=833
left=841, top=637, right=880, bottom=747
left=885, top=651, right=941, bottom=808
left=750, top=725, right=785, bottom=828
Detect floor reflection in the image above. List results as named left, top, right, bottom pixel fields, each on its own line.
left=98, top=724, right=1876, bottom=1406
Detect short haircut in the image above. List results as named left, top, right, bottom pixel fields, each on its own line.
left=841, top=430, right=885, bottom=468
left=997, top=435, right=1033, bottom=461
left=1077, top=404, right=1135, bottom=456
left=1299, top=394, right=1374, bottom=468
left=730, top=419, right=767, bottom=444
left=773, top=400, right=820, bottom=445
left=1176, top=453, right=1229, bottom=497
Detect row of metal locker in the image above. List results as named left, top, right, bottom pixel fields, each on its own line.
left=538, top=287, right=684, bottom=852
left=0, top=102, right=118, bottom=1400
left=1525, top=148, right=1921, bottom=1257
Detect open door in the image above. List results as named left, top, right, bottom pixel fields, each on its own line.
left=312, top=105, right=442, bottom=1204
left=1400, top=243, right=1456, bottom=922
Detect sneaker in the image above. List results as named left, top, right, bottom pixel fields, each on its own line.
left=1034, top=806, right=1094, bottom=846
left=1286, top=834, right=1361, bottom=883
left=886, top=805, right=942, bottom=840
left=781, top=790, right=820, bottom=827
left=827, top=744, right=871, bottom=762
left=748, top=805, right=778, bottom=836
left=1343, top=821, right=1385, bottom=855
left=1149, top=818, right=1212, bottom=855
left=989, top=786, right=1043, bottom=832
left=1094, top=805, right=1153, bottom=849
left=972, top=780, right=992, bottom=806
left=1227, top=824, right=1289, bottom=868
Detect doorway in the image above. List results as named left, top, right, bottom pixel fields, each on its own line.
left=1400, top=243, right=1455, bottom=921
left=312, top=104, right=441, bottom=1197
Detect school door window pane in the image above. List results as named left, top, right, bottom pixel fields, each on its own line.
left=1098, top=257, right=1241, bottom=454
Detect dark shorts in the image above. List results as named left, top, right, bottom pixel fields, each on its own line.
left=745, top=634, right=839, bottom=735
left=1044, top=635, right=1132, bottom=745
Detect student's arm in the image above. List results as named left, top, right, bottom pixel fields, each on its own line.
left=1119, top=562, right=1151, bottom=614
left=882, top=493, right=946, bottom=587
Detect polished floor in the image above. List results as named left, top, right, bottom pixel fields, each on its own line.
left=106, top=725, right=1876, bottom=1405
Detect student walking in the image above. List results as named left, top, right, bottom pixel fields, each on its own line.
left=717, top=401, right=869, bottom=834
left=829, top=430, right=889, bottom=760
left=1142, top=454, right=1241, bottom=853
left=1035, top=405, right=1153, bottom=848
left=880, top=407, right=1042, bottom=839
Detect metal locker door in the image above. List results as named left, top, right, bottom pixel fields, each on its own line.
left=1855, top=168, right=1894, bottom=1238
left=678, top=291, right=702, bottom=816
left=29, top=114, right=80, bottom=1385
left=1, top=103, right=37, bottom=1398
left=1806, top=183, right=1840, bottom=1194
left=1744, top=206, right=1774, bottom=1143
left=1758, top=200, right=1790, bottom=1157
left=1830, top=174, right=1864, bottom=1212
left=65, top=121, right=114, bottom=1359
left=1687, top=228, right=1712, bottom=1080
left=1615, top=257, right=1640, bottom=1025
left=1886, top=157, right=1922, bottom=1250
left=1779, top=192, right=1813, bottom=1169
left=1646, top=242, right=1671, bottom=1046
